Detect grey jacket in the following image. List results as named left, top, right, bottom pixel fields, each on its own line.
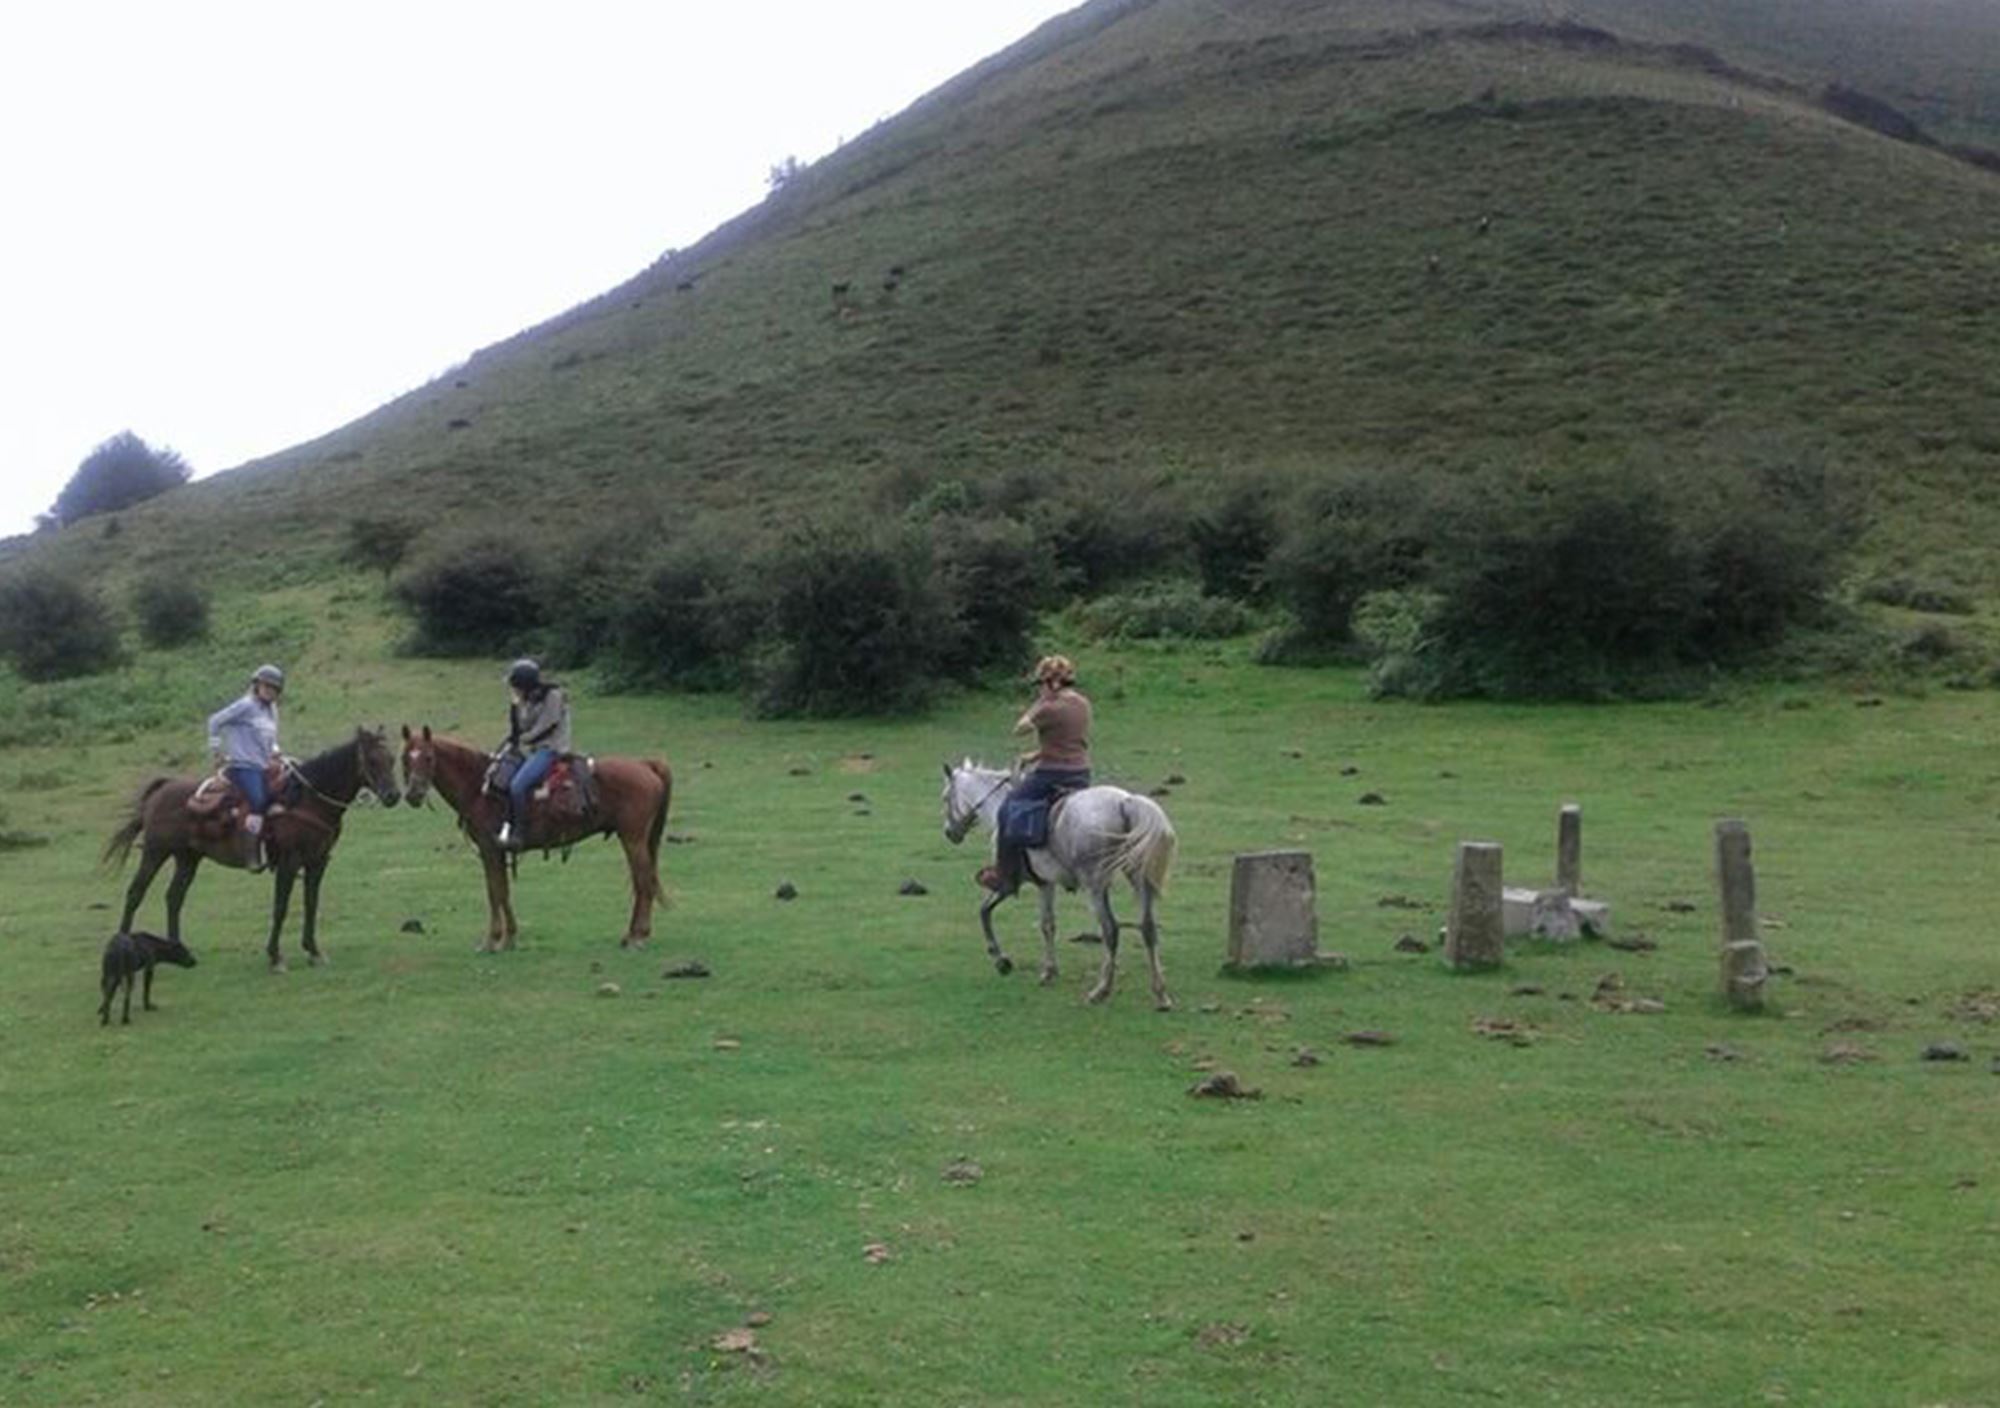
left=207, top=693, right=280, bottom=768
left=508, top=686, right=571, bottom=755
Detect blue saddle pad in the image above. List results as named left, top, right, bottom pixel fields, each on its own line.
left=999, top=796, right=1051, bottom=849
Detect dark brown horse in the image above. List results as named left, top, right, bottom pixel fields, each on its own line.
left=399, top=726, right=672, bottom=951
left=103, top=727, right=402, bottom=970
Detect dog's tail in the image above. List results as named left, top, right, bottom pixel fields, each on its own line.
left=101, top=778, right=170, bottom=871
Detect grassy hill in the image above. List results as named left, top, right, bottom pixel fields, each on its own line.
left=11, top=0, right=2000, bottom=610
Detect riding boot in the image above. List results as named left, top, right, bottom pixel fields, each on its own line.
left=240, top=814, right=266, bottom=873
left=979, top=844, right=1024, bottom=895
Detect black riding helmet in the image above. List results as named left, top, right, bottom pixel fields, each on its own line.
left=506, top=658, right=542, bottom=691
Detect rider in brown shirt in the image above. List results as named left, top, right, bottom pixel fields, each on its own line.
left=979, top=654, right=1094, bottom=894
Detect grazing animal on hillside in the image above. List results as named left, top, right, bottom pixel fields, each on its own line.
left=103, top=728, right=402, bottom=971
left=940, top=760, right=1177, bottom=1009
left=399, top=726, right=673, bottom=951
left=99, top=930, right=197, bottom=1026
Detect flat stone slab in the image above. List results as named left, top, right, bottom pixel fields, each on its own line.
left=1503, top=887, right=1610, bottom=939
left=1227, top=850, right=1319, bottom=970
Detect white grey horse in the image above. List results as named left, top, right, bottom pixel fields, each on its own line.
left=941, top=760, right=1177, bottom=1009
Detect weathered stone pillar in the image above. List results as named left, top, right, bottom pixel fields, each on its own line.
left=1556, top=804, right=1582, bottom=897
left=1444, top=842, right=1505, bottom=970
left=1226, top=851, right=1319, bottom=970
left=1715, top=819, right=1767, bottom=1011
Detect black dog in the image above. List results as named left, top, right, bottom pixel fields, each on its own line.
left=99, top=930, right=197, bottom=1026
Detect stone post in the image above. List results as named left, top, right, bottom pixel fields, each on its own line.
left=1556, top=804, right=1582, bottom=897
left=1715, top=819, right=1767, bottom=1011
left=1226, top=851, right=1319, bottom=970
left=1444, top=842, right=1505, bottom=970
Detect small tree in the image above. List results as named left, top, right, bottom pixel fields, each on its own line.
left=344, top=515, right=422, bottom=580
left=393, top=535, right=546, bottom=656
left=48, top=431, right=191, bottom=526
left=131, top=573, right=211, bottom=649
left=0, top=571, right=123, bottom=680
left=766, top=155, right=804, bottom=192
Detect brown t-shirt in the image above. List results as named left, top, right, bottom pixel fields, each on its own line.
left=1026, top=688, right=1092, bottom=770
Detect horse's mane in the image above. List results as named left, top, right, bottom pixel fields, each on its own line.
left=294, top=727, right=379, bottom=789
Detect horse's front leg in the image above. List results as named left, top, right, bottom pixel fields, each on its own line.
left=301, top=858, right=329, bottom=967
left=162, top=853, right=201, bottom=945
left=476, top=846, right=511, bottom=953
left=978, top=890, right=1014, bottom=976
left=1037, top=882, right=1060, bottom=987
left=1085, top=887, right=1122, bottom=1005
left=266, top=861, right=298, bottom=972
left=1137, top=881, right=1172, bottom=1012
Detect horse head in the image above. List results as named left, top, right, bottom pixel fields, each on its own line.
left=400, top=724, right=436, bottom=807
left=357, top=726, right=402, bottom=808
left=941, top=759, right=1008, bottom=846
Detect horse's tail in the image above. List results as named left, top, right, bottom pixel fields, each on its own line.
left=644, top=759, right=673, bottom=902
left=102, top=777, right=170, bottom=871
left=1108, top=792, right=1177, bottom=894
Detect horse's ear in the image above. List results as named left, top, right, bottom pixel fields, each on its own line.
left=422, top=725, right=433, bottom=742
left=941, top=761, right=952, bottom=779
left=401, top=724, right=411, bottom=741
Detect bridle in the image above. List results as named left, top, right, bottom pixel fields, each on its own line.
left=945, top=769, right=1012, bottom=845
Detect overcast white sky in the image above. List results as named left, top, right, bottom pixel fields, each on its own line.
left=0, top=1, right=1080, bottom=538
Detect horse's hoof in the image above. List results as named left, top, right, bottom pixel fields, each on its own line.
left=620, top=937, right=649, bottom=951
left=1085, top=988, right=1111, bottom=1005
left=1155, top=998, right=1175, bottom=1013
left=269, top=960, right=288, bottom=975
left=1038, top=969, right=1059, bottom=988
left=308, top=952, right=328, bottom=968
left=994, top=956, right=1014, bottom=976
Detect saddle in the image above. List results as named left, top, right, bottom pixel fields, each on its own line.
left=487, top=754, right=598, bottom=841
left=186, top=762, right=285, bottom=820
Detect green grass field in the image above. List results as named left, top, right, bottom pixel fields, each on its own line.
left=4, top=618, right=1998, bottom=1405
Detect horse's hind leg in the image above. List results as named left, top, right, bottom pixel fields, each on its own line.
left=119, top=845, right=170, bottom=935
left=162, top=853, right=202, bottom=945
left=1137, top=881, right=1172, bottom=1012
left=618, top=832, right=656, bottom=948
left=1085, top=887, right=1121, bottom=1005
left=1037, top=883, right=1061, bottom=986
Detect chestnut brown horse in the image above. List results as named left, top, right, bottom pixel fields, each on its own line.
left=103, top=727, right=402, bottom=971
left=399, top=726, right=672, bottom=951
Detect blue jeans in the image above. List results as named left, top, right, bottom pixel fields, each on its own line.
left=226, top=764, right=270, bottom=815
left=508, top=749, right=555, bottom=828
left=995, top=767, right=1091, bottom=890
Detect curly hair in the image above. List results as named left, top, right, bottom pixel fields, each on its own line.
left=1033, top=654, right=1077, bottom=687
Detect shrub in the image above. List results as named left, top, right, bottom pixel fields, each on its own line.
left=1376, top=452, right=1855, bottom=699
left=0, top=571, right=123, bottom=681
left=1189, top=479, right=1279, bottom=600
left=1265, top=465, right=1431, bottom=645
left=1859, top=575, right=1975, bottom=616
left=926, top=513, right=1046, bottom=680
left=754, top=520, right=956, bottom=717
left=393, top=535, right=546, bottom=656
left=597, top=535, right=763, bottom=692
left=131, top=573, right=210, bottom=649
left=1680, top=447, right=1856, bottom=656
left=344, top=515, right=422, bottom=580
left=1072, top=581, right=1255, bottom=641
left=1023, top=470, right=1189, bottom=595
